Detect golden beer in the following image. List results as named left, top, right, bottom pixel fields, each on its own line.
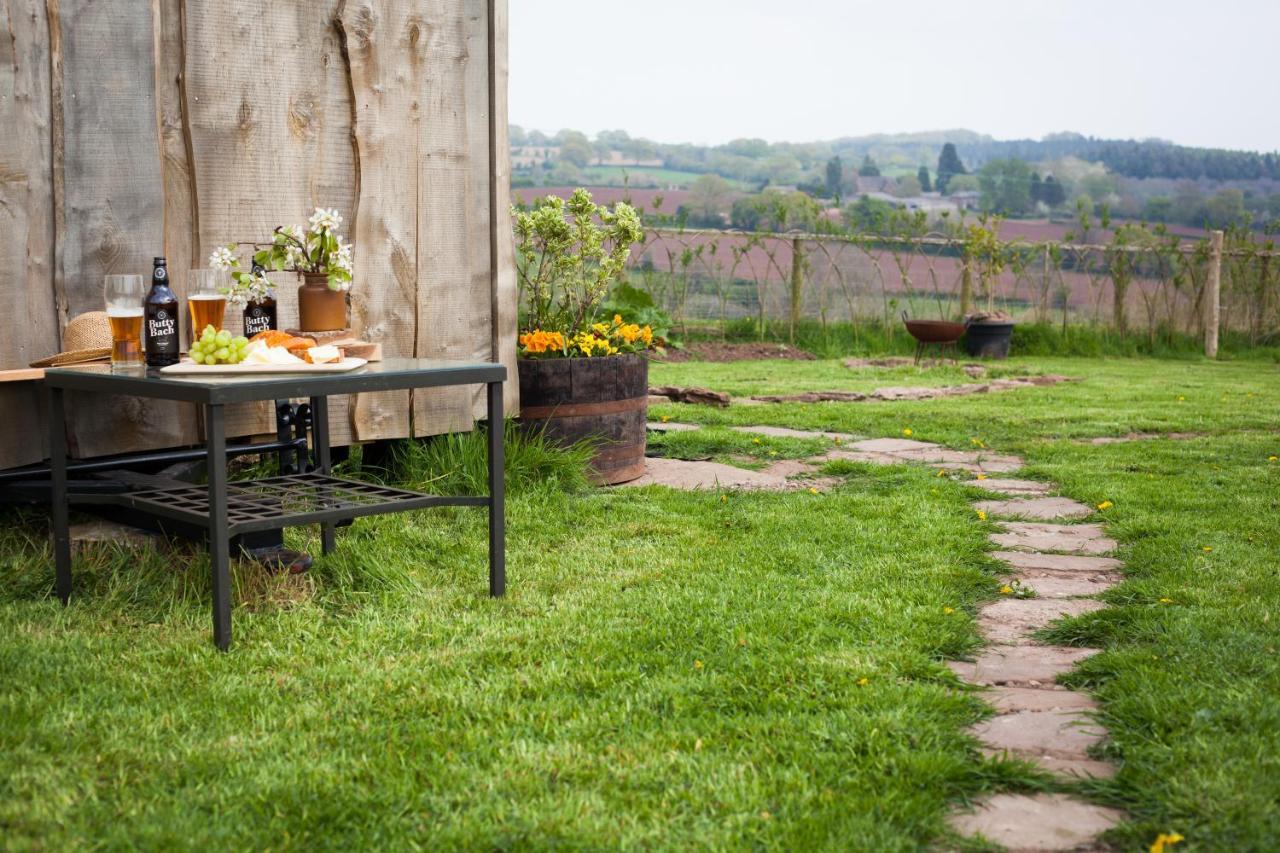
left=107, top=308, right=144, bottom=365
left=187, top=293, right=227, bottom=337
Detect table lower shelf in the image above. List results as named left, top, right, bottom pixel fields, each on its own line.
left=93, top=473, right=487, bottom=535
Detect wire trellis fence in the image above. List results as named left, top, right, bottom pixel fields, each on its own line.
left=627, top=226, right=1280, bottom=348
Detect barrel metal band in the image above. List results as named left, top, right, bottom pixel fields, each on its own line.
left=520, top=396, right=646, bottom=419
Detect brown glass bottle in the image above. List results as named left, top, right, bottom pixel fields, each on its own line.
left=144, top=257, right=180, bottom=367
left=242, top=263, right=278, bottom=337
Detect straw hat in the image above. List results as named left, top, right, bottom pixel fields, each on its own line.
left=30, top=311, right=113, bottom=367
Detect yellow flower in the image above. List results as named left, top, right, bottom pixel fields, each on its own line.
left=1269, top=455, right=1278, bottom=463
left=641, top=326, right=653, bottom=345
left=808, top=487, right=820, bottom=495
left=976, top=510, right=988, bottom=521
left=613, top=314, right=623, bottom=325
left=661, top=415, right=671, bottom=423
left=518, top=329, right=566, bottom=355
left=720, top=494, right=728, bottom=503
left=1097, top=500, right=1114, bottom=510
left=937, top=469, right=946, bottom=478
left=943, top=606, right=955, bottom=615
left=1150, top=832, right=1185, bottom=853
left=999, top=584, right=1014, bottom=595
left=1177, top=395, right=1186, bottom=402
left=694, top=660, right=703, bottom=670
left=976, top=474, right=988, bottom=481
left=768, top=450, right=778, bottom=457
left=752, top=438, right=762, bottom=444
left=902, top=428, right=913, bottom=437
left=592, top=322, right=610, bottom=335
left=1202, top=546, right=1213, bottom=552
left=1159, top=597, right=1174, bottom=604
left=856, top=677, right=870, bottom=686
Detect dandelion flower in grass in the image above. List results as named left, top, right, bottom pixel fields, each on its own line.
left=999, top=584, right=1014, bottom=595
left=1097, top=500, right=1114, bottom=510
left=943, top=606, right=955, bottom=615
left=1202, top=546, right=1213, bottom=552
left=720, top=494, right=728, bottom=503
left=807, top=487, right=820, bottom=495
left=902, top=427, right=913, bottom=437
left=1269, top=455, right=1278, bottom=463
left=976, top=473, right=988, bottom=481
left=768, top=450, right=778, bottom=457
left=1177, top=395, right=1186, bottom=402
left=1150, top=832, right=1185, bottom=853
left=856, top=677, right=870, bottom=687
left=660, top=415, right=670, bottom=424
left=694, top=660, right=703, bottom=670
left=1160, top=597, right=1174, bottom=604
left=752, top=437, right=762, bottom=444
left=976, top=510, right=987, bottom=521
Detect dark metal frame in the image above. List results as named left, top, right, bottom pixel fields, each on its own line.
left=46, top=359, right=507, bottom=650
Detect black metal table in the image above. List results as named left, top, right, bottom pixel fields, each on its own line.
left=44, top=359, right=507, bottom=650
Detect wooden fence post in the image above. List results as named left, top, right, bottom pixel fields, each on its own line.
left=1205, top=230, right=1224, bottom=359
left=789, top=235, right=803, bottom=345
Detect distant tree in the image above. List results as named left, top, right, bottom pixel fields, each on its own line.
left=731, top=191, right=822, bottom=232
left=685, top=175, right=733, bottom=224
left=936, top=143, right=967, bottom=194
left=1028, top=172, right=1043, bottom=204
left=547, top=160, right=581, bottom=185
left=825, top=156, right=844, bottom=199
left=917, top=165, right=932, bottom=193
left=731, top=196, right=766, bottom=230
left=842, top=195, right=899, bottom=235
left=1040, top=175, right=1066, bottom=208
left=509, top=124, right=528, bottom=147
left=947, top=174, right=980, bottom=194
left=1143, top=196, right=1174, bottom=223
left=978, top=158, right=1034, bottom=215
left=526, top=128, right=549, bottom=146
left=858, top=155, right=881, bottom=177
left=557, top=131, right=593, bottom=168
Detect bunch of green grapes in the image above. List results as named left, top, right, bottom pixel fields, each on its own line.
left=190, top=325, right=250, bottom=365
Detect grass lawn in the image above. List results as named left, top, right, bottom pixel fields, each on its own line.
left=2, top=355, right=1278, bottom=848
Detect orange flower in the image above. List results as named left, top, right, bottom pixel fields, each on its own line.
left=518, top=329, right=565, bottom=355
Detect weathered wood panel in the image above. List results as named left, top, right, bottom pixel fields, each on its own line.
left=51, top=0, right=199, bottom=458
left=0, top=0, right=515, bottom=469
left=0, top=0, right=57, bottom=467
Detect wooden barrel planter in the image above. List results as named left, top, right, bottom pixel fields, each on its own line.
left=518, top=354, right=649, bottom=484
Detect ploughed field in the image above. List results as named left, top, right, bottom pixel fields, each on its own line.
left=1, top=355, right=1277, bottom=848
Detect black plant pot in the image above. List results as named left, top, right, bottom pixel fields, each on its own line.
left=963, top=322, right=1014, bottom=359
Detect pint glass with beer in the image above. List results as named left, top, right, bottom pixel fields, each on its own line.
left=104, top=274, right=144, bottom=368
left=187, top=268, right=229, bottom=343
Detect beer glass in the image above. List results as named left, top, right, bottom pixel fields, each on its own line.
left=103, top=274, right=144, bottom=368
left=187, top=268, right=228, bottom=342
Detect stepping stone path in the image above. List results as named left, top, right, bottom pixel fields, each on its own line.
left=636, top=422, right=1127, bottom=847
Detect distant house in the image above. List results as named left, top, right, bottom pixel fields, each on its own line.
left=511, top=146, right=560, bottom=169
left=588, top=150, right=665, bottom=168
left=862, top=191, right=968, bottom=216
left=950, top=191, right=982, bottom=211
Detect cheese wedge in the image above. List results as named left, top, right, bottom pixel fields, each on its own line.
left=305, top=345, right=342, bottom=364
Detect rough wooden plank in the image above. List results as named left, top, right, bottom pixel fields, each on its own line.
left=340, top=0, right=420, bottom=442
left=0, top=0, right=58, bottom=369
left=185, top=1, right=358, bottom=441
left=0, top=383, right=45, bottom=470
left=488, top=0, right=519, bottom=414
left=411, top=0, right=479, bottom=437
left=52, top=0, right=198, bottom=457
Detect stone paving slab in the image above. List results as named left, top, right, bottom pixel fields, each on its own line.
left=730, top=425, right=857, bottom=442
left=991, top=551, right=1124, bottom=574
left=620, top=458, right=792, bottom=491
left=949, top=645, right=1099, bottom=686
left=1029, top=755, right=1118, bottom=780
left=1003, top=573, right=1121, bottom=599
left=990, top=523, right=1117, bottom=555
left=970, top=478, right=1053, bottom=496
left=978, top=599, right=1108, bottom=644
left=847, top=437, right=941, bottom=453
left=988, top=687, right=1098, bottom=713
left=69, top=519, right=156, bottom=551
left=646, top=421, right=702, bottom=433
left=948, top=793, right=1124, bottom=852
left=972, top=708, right=1106, bottom=760
left=974, top=496, right=1094, bottom=521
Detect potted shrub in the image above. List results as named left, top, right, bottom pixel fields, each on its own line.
left=962, top=218, right=1015, bottom=358
left=513, top=189, right=655, bottom=484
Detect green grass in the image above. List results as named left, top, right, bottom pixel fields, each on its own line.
left=3, top=356, right=1279, bottom=848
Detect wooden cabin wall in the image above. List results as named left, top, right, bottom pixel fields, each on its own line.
left=0, top=0, right=517, bottom=467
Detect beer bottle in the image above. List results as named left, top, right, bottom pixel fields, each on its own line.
left=144, top=257, right=180, bottom=367
left=242, top=262, right=278, bottom=337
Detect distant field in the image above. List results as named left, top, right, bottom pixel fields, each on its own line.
left=573, top=166, right=748, bottom=190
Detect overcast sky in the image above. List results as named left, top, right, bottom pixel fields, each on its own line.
left=509, top=0, right=1278, bottom=152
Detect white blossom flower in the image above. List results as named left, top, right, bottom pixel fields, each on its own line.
left=308, top=207, right=343, bottom=234
left=208, top=246, right=237, bottom=270
left=333, top=241, right=353, bottom=274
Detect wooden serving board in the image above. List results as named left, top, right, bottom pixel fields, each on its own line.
left=160, top=357, right=368, bottom=376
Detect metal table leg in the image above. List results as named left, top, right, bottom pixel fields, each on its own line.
left=310, top=395, right=335, bottom=555
left=49, top=387, right=71, bottom=603
left=206, top=403, right=232, bottom=650
left=487, top=381, right=505, bottom=597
